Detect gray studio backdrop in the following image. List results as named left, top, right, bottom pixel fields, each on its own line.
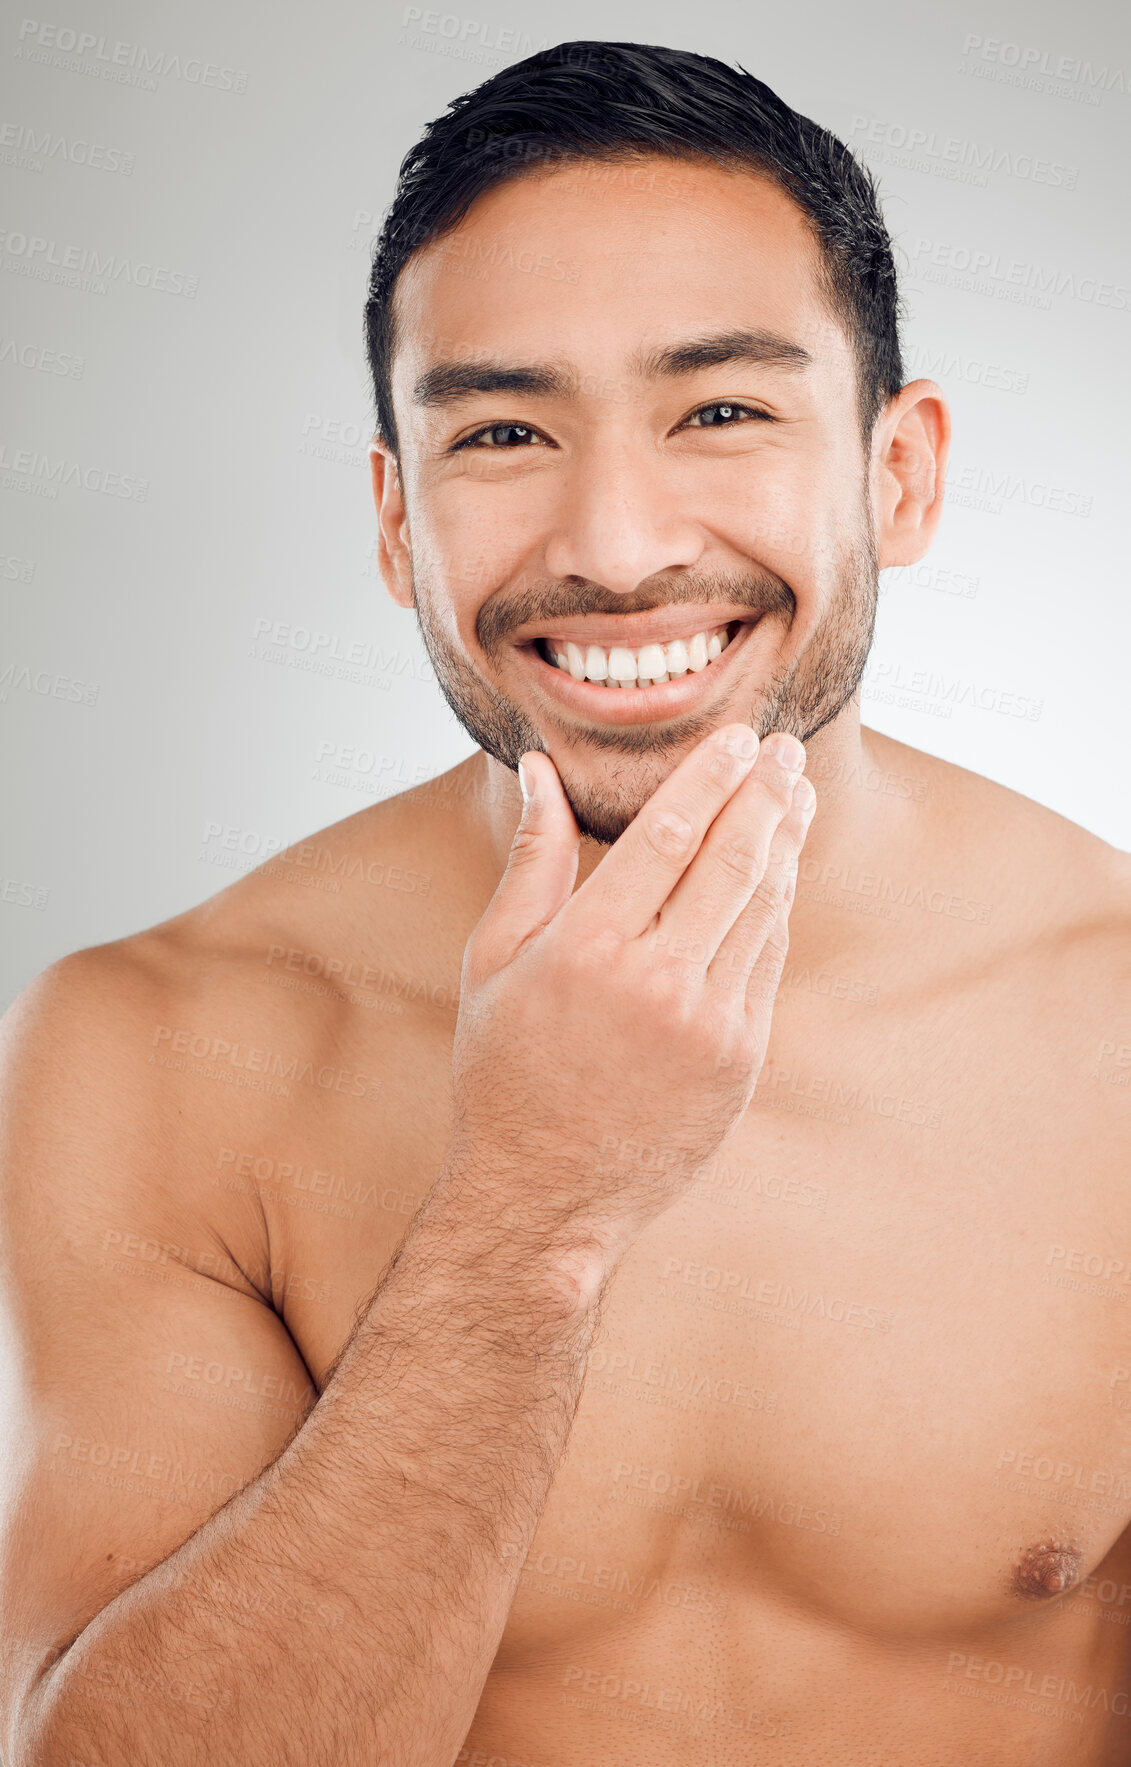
left=1, top=0, right=1128, bottom=1007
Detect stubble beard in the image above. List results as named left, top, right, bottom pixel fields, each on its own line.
left=408, top=522, right=878, bottom=847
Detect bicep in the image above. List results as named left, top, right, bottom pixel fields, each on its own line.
left=0, top=957, right=318, bottom=1730
left=0, top=1260, right=316, bottom=1666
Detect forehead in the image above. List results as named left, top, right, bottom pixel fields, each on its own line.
left=390, top=155, right=853, bottom=406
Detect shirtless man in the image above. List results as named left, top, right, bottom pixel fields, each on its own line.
left=2, top=37, right=1128, bottom=1767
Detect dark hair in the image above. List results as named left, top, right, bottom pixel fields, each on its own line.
left=364, top=40, right=903, bottom=454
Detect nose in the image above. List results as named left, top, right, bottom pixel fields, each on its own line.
left=542, top=440, right=705, bottom=596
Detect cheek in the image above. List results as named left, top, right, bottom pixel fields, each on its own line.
left=767, top=488, right=862, bottom=591
left=414, top=474, right=545, bottom=603
left=705, top=475, right=835, bottom=591
left=406, top=521, right=515, bottom=662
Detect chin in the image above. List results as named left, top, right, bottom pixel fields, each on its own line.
left=551, top=747, right=704, bottom=848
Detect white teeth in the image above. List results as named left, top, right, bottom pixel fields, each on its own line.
left=544, top=623, right=737, bottom=687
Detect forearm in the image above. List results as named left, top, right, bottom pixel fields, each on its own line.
left=25, top=1165, right=603, bottom=1767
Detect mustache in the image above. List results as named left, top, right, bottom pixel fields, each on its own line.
left=477, top=568, right=796, bottom=653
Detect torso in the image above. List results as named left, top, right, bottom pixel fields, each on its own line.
left=126, top=730, right=1131, bottom=1764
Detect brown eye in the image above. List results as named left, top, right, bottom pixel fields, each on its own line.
left=454, top=422, right=545, bottom=451
left=686, top=402, right=768, bottom=427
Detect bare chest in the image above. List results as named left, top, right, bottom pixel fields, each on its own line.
left=555, top=1096, right=1131, bottom=1643
left=236, top=981, right=1131, bottom=1644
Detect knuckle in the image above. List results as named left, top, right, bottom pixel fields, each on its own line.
left=714, top=834, right=762, bottom=886
left=698, top=744, right=749, bottom=788
left=742, top=890, right=780, bottom=944
left=507, top=825, right=544, bottom=866
left=644, top=944, right=703, bottom=999
left=766, top=825, right=802, bottom=879
left=567, top=924, right=622, bottom=976
left=749, top=770, right=796, bottom=816
left=640, top=806, right=697, bottom=862
left=748, top=930, right=790, bottom=1004
left=761, top=853, right=792, bottom=902
left=764, top=913, right=791, bottom=962
left=656, top=973, right=701, bottom=1018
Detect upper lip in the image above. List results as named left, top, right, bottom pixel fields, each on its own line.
left=509, top=604, right=762, bottom=650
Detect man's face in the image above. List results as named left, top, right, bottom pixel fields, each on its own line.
left=378, top=155, right=882, bottom=844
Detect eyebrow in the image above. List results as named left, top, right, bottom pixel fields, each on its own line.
left=632, top=327, right=812, bottom=379
left=411, top=326, right=812, bottom=409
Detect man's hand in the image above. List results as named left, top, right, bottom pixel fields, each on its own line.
left=443, top=725, right=816, bottom=1274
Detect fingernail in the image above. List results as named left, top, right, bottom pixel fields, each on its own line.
left=716, top=723, right=759, bottom=762
left=518, top=759, right=533, bottom=804
left=768, top=734, right=805, bottom=772
left=792, top=775, right=816, bottom=811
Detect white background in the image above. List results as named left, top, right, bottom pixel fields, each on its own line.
left=1, top=0, right=1128, bottom=1007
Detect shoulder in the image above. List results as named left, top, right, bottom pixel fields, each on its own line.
left=0, top=770, right=481, bottom=1158
left=189, top=759, right=489, bottom=974
left=0, top=789, right=436, bottom=1258
left=884, top=736, right=1129, bottom=1089
left=12, top=776, right=467, bottom=1024
left=870, top=727, right=1129, bottom=929
left=0, top=937, right=174, bottom=1157
left=862, top=729, right=1129, bottom=1048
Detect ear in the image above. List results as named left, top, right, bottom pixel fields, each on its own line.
left=369, top=438, right=416, bottom=610
left=871, top=380, right=952, bottom=569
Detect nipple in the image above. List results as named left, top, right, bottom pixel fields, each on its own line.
left=1011, top=1539, right=1084, bottom=1600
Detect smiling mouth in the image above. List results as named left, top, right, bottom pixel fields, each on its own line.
left=534, top=618, right=744, bottom=688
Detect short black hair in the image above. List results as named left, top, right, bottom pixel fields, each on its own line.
left=364, top=39, right=904, bottom=455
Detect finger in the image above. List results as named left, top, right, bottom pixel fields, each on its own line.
left=570, top=722, right=762, bottom=940
left=650, top=734, right=807, bottom=967
left=712, top=780, right=815, bottom=1004
left=743, top=876, right=793, bottom=1021
left=468, top=751, right=580, bottom=977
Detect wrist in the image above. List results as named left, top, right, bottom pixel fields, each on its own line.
left=424, top=1149, right=619, bottom=1316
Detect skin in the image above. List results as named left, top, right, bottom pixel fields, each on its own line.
left=1, top=155, right=1129, bottom=1766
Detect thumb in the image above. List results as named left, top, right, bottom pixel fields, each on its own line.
left=471, top=751, right=580, bottom=974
